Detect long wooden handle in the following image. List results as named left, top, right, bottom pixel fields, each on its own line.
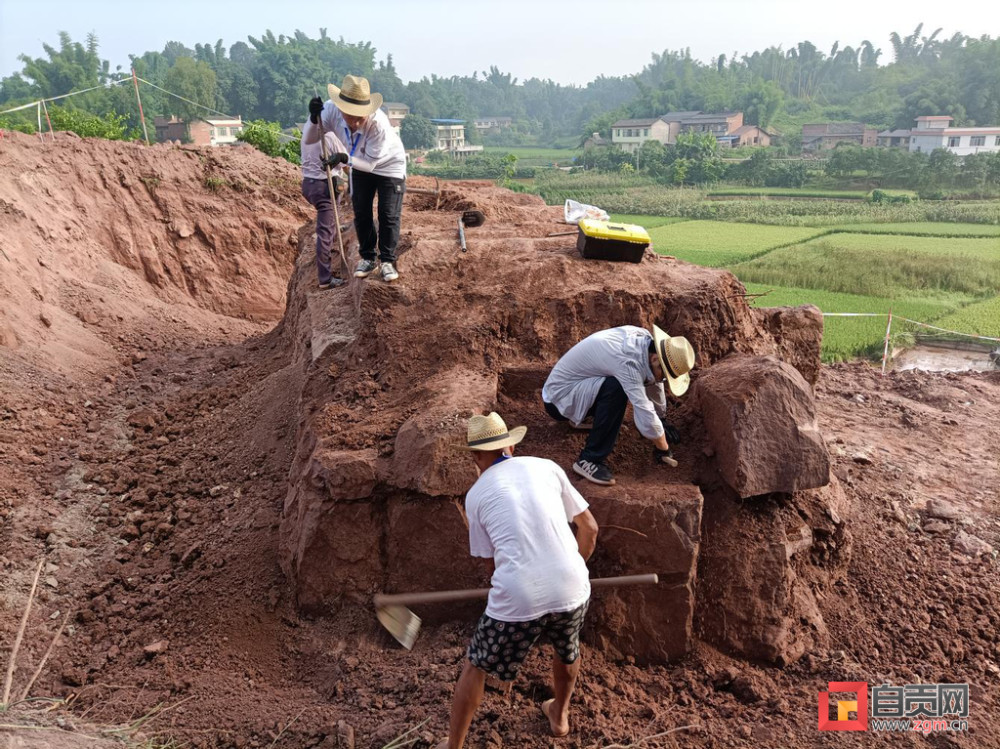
left=374, top=573, right=659, bottom=608
left=458, top=217, right=468, bottom=252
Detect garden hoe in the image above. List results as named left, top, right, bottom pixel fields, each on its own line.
left=375, top=573, right=660, bottom=650
left=315, top=88, right=348, bottom=281
left=406, top=176, right=442, bottom=207
left=458, top=210, right=486, bottom=252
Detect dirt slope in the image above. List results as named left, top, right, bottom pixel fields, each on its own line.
left=0, top=130, right=308, bottom=376
left=1, top=133, right=997, bottom=749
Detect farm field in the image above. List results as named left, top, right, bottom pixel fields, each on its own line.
left=645, top=220, right=826, bottom=267
left=708, top=187, right=869, bottom=199
left=732, top=236, right=1000, bottom=298
left=828, top=222, right=1000, bottom=237
left=608, top=213, right=688, bottom=229
left=707, top=186, right=919, bottom=200
left=617, top=213, right=1000, bottom=361
left=483, top=146, right=580, bottom=166
left=933, top=296, right=1000, bottom=338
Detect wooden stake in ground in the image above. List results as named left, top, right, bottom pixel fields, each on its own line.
left=2, top=558, right=44, bottom=705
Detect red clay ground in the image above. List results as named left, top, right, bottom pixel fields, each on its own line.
left=1, top=133, right=998, bottom=748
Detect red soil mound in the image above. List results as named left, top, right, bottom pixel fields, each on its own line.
left=0, top=130, right=308, bottom=375
left=2, top=135, right=998, bottom=748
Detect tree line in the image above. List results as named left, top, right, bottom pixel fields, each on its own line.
left=1, top=26, right=996, bottom=146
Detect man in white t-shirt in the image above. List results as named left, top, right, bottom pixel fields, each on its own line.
left=439, top=412, right=599, bottom=748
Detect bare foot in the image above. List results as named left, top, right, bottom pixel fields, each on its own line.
left=541, top=698, right=570, bottom=738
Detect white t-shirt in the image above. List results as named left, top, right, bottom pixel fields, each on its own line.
left=465, top=455, right=591, bottom=622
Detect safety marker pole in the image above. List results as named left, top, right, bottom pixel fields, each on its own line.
left=36, top=102, right=44, bottom=143
left=880, top=308, right=893, bottom=376
left=40, top=99, right=55, bottom=141
left=132, top=68, right=150, bottom=145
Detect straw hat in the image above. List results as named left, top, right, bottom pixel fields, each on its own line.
left=652, top=325, right=696, bottom=396
left=455, top=412, right=527, bottom=451
left=327, top=74, right=383, bottom=117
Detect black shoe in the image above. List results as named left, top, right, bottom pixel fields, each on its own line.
left=573, top=459, right=615, bottom=486
left=318, top=278, right=346, bottom=290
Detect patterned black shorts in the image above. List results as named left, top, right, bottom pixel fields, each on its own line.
left=467, top=600, right=589, bottom=681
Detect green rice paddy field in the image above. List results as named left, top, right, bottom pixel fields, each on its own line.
left=616, top=214, right=1000, bottom=361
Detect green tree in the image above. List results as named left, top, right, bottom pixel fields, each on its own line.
left=825, top=144, right=864, bottom=178
left=46, top=105, right=133, bottom=139
left=400, top=113, right=436, bottom=149
left=164, top=57, right=217, bottom=121
left=668, top=132, right=724, bottom=183
left=741, top=81, right=783, bottom=129
left=924, top=147, right=960, bottom=187
left=237, top=120, right=300, bottom=163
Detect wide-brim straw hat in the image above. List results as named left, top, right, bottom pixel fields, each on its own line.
left=454, top=412, right=527, bottom=451
left=328, top=74, right=383, bottom=117
left=652, top=325, right=696, bottom=397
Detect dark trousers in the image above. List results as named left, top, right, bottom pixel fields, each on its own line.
left=544, top=377, right=628, bottom=464
left=351, top=170, right=405, bottom=264
left=301, top=177, right=338, bottom=284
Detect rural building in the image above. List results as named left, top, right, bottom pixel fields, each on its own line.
left=801, top=122, right=878, bottom=151
left=154, top=116, right=244, bottom=146
left=654, top=111, right=703, bottom=145
left=430, top=119, right=484, bottom=157
left=474, top=116, right=513, bottom=133
left=583, top=132, right=610, bottom=149
left=679, top=111, right=744, bottom=137
left=611, top=117, right=670, bottom=153
left=431, top=119, right=466, bottom=151
left=611, top=111, right=753, bottom=152
left=381, top=102, right=409, bottom=136
left=907, top=115, right=1000, bottom=155
left=719, top=124, right=773, bottom=148
left=877, top=129, right=912, bottom=149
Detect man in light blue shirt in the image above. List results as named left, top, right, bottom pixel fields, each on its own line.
left=542, top=325, right=695, bottom=485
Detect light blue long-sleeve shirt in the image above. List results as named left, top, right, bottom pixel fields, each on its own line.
left=542, top=326, right=667, bottom=440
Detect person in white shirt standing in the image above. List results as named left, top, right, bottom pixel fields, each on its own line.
left=439, top=412, right=599, bottom=748
left=304, top=75, right=407, bottom=283
left=299, top=124, right=348, bottom=289
left=542, top=325, right=696, bottom=486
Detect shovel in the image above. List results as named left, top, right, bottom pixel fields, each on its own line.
left=458, top=210, right=486, bottom=252
left=375, top=573, right=660, bottom=650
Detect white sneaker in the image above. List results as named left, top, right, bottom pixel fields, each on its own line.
left=380, top=262, right=399, bottom=282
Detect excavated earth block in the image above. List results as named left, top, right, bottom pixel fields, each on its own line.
left=695, top=477, right=851, bottom=665
left=695, top=354, right=830, bottom=498
left=276, top=182, right=825, bottom=663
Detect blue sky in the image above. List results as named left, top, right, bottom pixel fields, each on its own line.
left=2, top=0, right=998, bottom=86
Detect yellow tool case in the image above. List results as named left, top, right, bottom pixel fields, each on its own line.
left=576, top=219, right=650, bottom=263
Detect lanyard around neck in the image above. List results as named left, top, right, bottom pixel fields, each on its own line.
left=344, top=125, right=362, bottom=157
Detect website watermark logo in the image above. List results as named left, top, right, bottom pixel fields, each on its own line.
left=818, top=681, right=970, bottom=733
left=818, top=681, right=868, bottom=731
